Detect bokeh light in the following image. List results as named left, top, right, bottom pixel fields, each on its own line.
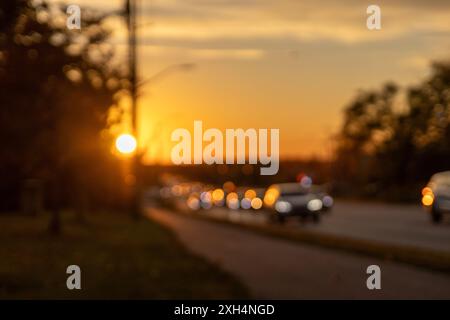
left=422, top=194, right=434, bottom=206
left=251, top=197, right=263, bottom=210
left=263, top=186, right=280, bottom=206
left=244, top=189, right=257, bottom=200
left=241, top=198, right=252, bottom=209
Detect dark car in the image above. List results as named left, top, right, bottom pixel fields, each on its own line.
left=263, top=183, right=332, bottom=223
left=422, top=171, right=450, bottom=223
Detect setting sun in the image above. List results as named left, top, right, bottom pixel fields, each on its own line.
left=115, top=134, right=137, bottom=155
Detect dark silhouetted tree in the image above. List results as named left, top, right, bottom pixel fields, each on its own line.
left=0, top=1, right=128, bottom=233
left=334, top=61, right=450, bottom=200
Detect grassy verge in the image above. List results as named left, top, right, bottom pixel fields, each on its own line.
left=178, top=209, right=450, bottom=274
left=0, top=212, right=249, bottom=299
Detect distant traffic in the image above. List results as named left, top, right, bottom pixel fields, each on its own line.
left=149, top=174, right=333, bottom=225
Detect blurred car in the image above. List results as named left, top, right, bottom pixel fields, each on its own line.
left=422, top=171, right=450, bottom=223
left=263, top=183, right=331, bottom=223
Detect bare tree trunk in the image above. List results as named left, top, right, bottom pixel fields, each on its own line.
left=48, top=205, right=61, bottom=235
left=48, top=175, right=61, bottom=235
left=21, top=179, right=43, bottom=216
left=75, top=188, right=88, bottom=225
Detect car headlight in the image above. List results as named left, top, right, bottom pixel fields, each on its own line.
left=307, top=199, right=323, bottom=211
left=275, top=201, right=292, bottom=213
left=322, top=195, right=334, bottom=208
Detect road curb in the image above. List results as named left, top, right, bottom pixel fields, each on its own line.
left=173, top=209, right=450, bottom=274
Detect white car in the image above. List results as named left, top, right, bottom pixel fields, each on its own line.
left=422, top=171, right=450, bottom=223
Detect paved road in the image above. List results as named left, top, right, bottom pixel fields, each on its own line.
left=147, top=208, right=450, bottom=299
left=185, top=200, right=450, bottom=253
left=305, top=201, right=450, bottom=252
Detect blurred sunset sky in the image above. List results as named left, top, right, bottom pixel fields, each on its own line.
left=51, top=0, right=450, bottom=164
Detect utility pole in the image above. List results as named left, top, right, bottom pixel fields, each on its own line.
left=123, top=1, right=193, bottom=218
left=125, top=0, right=140, bottom=219
left=127, top=0, right=137, bottom=134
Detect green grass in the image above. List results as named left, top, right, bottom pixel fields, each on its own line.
left=0, top=212, right=249, bottom=299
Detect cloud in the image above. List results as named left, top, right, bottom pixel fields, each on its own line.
left=138, top=0, right=450, bottom=46
left=139, top=45, right=265, bottom=60
left=53, top=0, right=450, bottom=63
